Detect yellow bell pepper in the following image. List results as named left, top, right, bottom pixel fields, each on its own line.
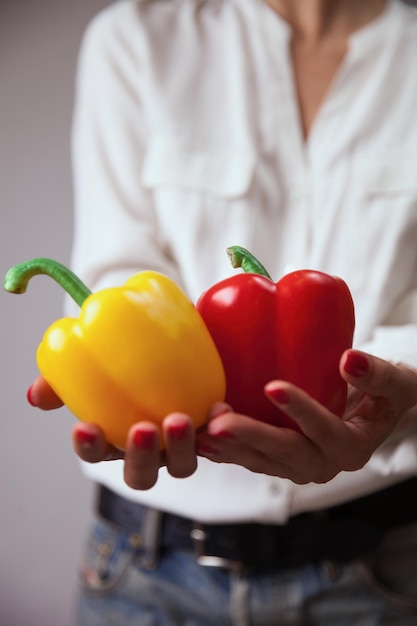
left=4, top=258, right=226, bottom=449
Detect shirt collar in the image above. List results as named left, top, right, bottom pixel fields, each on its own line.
left=348, top=0, right=403, bottom=58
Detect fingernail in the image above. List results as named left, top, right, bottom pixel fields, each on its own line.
left=26, top=385, right=37, bottom=407
left=212, top=430, right=235, bottom=440
left=344, top=351, right=369, bottom=377
left=167, top=422, right=190, bottom=441
left=209, top=403, right=232, bottom=419
left=196, top=444, right=220, bottom=457
left=133, top=428, right=156, bottom=450
left=76, top=431, right=97, bottom=448
left=265, top=386, right=290, bottom=405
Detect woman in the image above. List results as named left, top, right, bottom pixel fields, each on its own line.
left=29, top=0, right=417, bottom=623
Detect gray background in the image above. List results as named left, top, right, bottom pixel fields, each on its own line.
left=1, top=1, right=417, bottom=625
left=1, top=2, right=110, bottom=625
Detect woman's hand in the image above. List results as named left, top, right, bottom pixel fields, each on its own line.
left=195, top=350, right=417, bottom=484
left=27, top=376, right=198, bottom=490
left=27, top=349, right=417, bottom=487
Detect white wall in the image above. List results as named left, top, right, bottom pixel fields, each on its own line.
left=0, top=2, right=111, bottom=625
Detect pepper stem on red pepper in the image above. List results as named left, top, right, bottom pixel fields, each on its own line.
left=227, top=246, right=272, bottom=280
left=3, top=258, right=92, bottom=307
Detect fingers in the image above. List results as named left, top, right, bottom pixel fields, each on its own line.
left=72, top=421, right=162, bottom=490
left=72, top=422, right=124, bottom=462
left=163, top=413, right=197, bottom=478
left=198, top=386, right=370, bottom=482
left=124, top=414, right=197, bottom=490
left=196, top=353, right=417, bottom=485
left=29, top=377, right=198, bottom=488
left=200, top=412, right=306, bottom=476
left=124, top=422, right=161, bottom=490
left=207, top=402, right=234, bottom=420
left=341, top=350, right=417, bottom=413
left=201, top=389, right=329, bottom=457
left=27, top=375, right=63, bottom=410
left=264, top=381, right=342, bottom=445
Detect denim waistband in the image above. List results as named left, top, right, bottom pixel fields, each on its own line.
left=97, top=477, right=417, bottom=570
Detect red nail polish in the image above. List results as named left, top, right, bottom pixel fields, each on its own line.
left=196, top=444, right=219, bottom=456
left=266, top=387, right=290, bottom=405
left=76, top=431, right=97, bottom=447
left=133, top=428, right=156, bottom=450
left=213, top=430, right=235, bottom=440
left=26, top=386, right=37, bottom=407
left=344, top=352, right=369, bottom=377
left=168, top=422, right=190, bottom=441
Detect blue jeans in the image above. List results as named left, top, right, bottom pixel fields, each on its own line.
left=77, top=516, right=417, bottom=625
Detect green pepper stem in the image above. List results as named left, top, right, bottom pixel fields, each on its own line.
left=3, top=258, right=92, bottom=307
left=227, top=246, right=272, bottom=280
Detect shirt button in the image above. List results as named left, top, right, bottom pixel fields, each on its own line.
left=269, top=484, right=281, bottom=496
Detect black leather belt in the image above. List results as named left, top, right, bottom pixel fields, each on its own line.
left=97, top=477, right=417, bottom=570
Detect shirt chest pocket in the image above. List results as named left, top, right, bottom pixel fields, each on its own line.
left=363, top=151, right=417, bottom=199
left=357, top=149, right=417, bottom=252
left=141, top=135, right=256, bottom=199
left=140, top=135, right=258, bottom=295
left=352, top=149, right=417, bottom=303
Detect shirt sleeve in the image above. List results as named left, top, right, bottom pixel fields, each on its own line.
left=359, top=297, right=417, bottom=371
left=67, top=8, right=182, bottom=315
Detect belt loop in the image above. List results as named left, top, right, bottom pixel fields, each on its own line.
left=230, top=570, right=250, bottom=626
left=139, top=507, right=163, bottom=570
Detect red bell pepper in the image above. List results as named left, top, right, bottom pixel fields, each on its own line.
left=197, top=247, right=355, bottom=430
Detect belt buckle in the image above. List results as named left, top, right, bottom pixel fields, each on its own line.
left=190, top=524, right=243, bottom=572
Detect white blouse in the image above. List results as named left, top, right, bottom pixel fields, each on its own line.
left=68, top=0, right=417, bottom=523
